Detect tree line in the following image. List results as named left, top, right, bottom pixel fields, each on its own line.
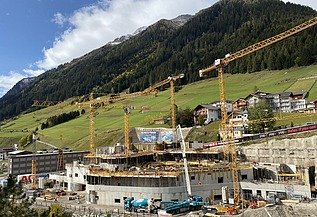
left=41, top=110, right=84, bottom=130
left=0, top=0, right=316, bottom=121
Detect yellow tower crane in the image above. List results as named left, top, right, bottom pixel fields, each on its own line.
left=108, top=74, right=184, bottom=129
left=75, top=92, right=104, bottom=164
left=143, top=74, right=184, bottom=128
left=123, top=105, right=149, bottom=156
left=199, top=16, right=317, bottom=207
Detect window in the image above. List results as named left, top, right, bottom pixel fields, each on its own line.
left=191, top=175, right=195, bottom=180
left=75, top=173, right=78, bottom=177
left=114, top=199, right=120, bottom=203
left=218, top=177, right=223, bottom=183
left=214, top=195, right=222, bottom=200
left=241, top=174, right=248, bottom=180
left=84, top=175, right=86, bottom=180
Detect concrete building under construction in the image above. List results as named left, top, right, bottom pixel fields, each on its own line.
left=49, top=147, right=312, bottom=207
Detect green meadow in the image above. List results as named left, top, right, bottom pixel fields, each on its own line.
left=1, top=65, right=317, bottom=150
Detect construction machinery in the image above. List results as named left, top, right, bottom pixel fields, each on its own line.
left=199, top=16, right=317, bottom=208
left=124, top=195, right=203, bottom=214
left=123, top=105, right=149, bottom=156
left=176, top=125, right=192, bottom=197
left=143, top=74, right=184, bottom=129
left=109, top=74, right=184, bottom=128
left=75, top=92, right=103, bottom=163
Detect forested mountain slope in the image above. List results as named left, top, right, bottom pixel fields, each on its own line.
left=0, top=0, right=316, bottom=121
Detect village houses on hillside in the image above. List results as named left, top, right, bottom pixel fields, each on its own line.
left=194, top=90, right=317, bottom=138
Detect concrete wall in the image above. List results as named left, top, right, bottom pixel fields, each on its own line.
left=49, top=161, right=87, bottom=191
left=86, top=175, right=235, bottom=207
left=241, top=181, right=311, bottom=199
left=85, top=168, right=254, bottom=207
left=241, top=135, right=317, bottom=166
left=48, top=162, right=254, bottom=207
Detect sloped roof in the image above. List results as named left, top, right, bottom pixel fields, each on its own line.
left=279, top=92, right=292, bottom=98
left=194, top=104, right=219, bottom=111
left=8, top=150, right=32, bottom=155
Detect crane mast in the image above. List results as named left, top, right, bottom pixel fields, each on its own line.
left=199, top=16, right=317, bottom=207
left=170, top=78, right=176, bottom=129
left=123, top=106, right=130, bottom=156
left=123, top=106, right=149, bottom=156
left=89, top=93, right=97, bottom=164
left=143, top=74, right=184, bottom=128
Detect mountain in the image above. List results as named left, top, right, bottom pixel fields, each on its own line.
left=0, top=0, right=317, bottom=121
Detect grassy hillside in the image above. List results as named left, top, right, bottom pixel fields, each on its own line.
left=1, top=65, right=317, bottom=150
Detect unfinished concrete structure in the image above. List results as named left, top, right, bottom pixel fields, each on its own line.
left=240, top=135, right=317, bottom=166
left=48, top=148, right=312, bottom=207
left=240, top=135, right=317, bottom=197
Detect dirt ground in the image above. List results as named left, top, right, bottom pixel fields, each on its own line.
left=235, top=203, right=317, bottom=217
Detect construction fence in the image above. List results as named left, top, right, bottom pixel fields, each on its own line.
left=34, top=201, right=160, bottom=217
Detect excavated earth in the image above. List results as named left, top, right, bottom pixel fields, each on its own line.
left=236, top=204, right=317, bottom=217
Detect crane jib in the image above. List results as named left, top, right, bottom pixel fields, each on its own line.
left=199, top=16, right=317, bottom=75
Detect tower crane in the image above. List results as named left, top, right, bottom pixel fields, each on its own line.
left=123, top=105, right=149, bottom=156
left=143, top=74, right=184, bottom=129
left=73, top=92, right=103, bottom=164
left=109, top=74, right=184, bottom=129
left=199, top=16, right=317, bottom=207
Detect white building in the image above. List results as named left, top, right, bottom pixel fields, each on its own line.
left=49, top=160, right=253, bottom=207
left=193, top=104, right=220, bottom=124
left=229, top=110, right=249, bottom=139
left=49, top=159, right=312, bottom=207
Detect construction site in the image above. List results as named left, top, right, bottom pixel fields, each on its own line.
left=5, top=15, right=317, bottom=217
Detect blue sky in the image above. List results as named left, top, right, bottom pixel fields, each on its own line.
left=0, top=0, right=316, bottom=97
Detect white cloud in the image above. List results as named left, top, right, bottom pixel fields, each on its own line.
left=23, top=69, right=45, bottom=77
left=0, top=69, right=43, bottom=97
left=52, top=12, right=67, bottom=26
left=2, top=0, right=316, bottom=97
left=37, top=0, right=216, bottom=70
left=282, top=0, right=317, bottom=10
left=0, top=72, right=25, bottom=90
left=0, top=0, right=216, bottom=97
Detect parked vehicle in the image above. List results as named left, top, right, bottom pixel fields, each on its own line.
left=124, top=197, right=159, bottom=213
left=124, top=195, right=204, bottom=214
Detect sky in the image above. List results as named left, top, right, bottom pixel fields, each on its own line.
left=0, top=0, right=316, bottom=97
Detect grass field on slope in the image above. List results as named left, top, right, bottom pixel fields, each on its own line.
left=1, top=65, right=317, bottom=150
